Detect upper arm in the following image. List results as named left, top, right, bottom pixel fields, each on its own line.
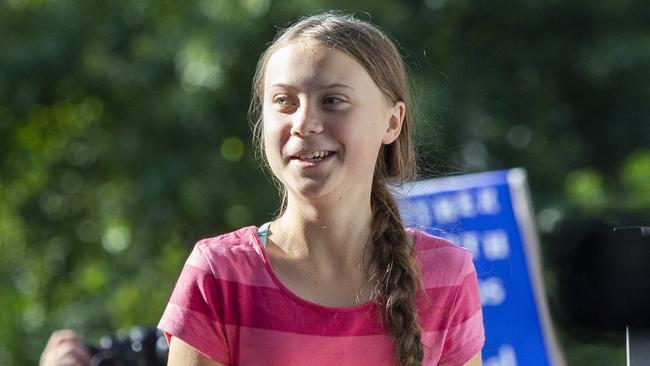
left=463, top=351, right=482, bottom=366
left=168, top=336, right=226, bottom=366
left=159, top=243, right=230, bottom=364
left=438, top=351, right=482, bottom=366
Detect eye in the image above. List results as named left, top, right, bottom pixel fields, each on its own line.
left=322, top=96, right=346, bottom=106
left=271, top=95, right=297, bottom=112
left=274, top=96, right=292, bottom=106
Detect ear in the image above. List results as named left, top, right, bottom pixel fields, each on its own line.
left=382, top=101, right=406, bottom=144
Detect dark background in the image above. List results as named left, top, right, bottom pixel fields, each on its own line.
left=1, top=0, right=648, bottom=364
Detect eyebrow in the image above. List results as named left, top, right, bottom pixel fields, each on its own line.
left=322, top=83, right=355, bottom=90
left=268, top=83, right=355, bottom=91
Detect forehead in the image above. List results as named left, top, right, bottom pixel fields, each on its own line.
left=263, top=43, right=377, bottom=93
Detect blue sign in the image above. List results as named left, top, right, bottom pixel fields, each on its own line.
left=396, top=169, right=564, bottom=366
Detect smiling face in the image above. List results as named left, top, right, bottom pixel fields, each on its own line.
left=262, top=43, right=405, bottom=204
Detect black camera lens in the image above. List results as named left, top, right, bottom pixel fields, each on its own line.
left=87, top=327, right=168, bottom=366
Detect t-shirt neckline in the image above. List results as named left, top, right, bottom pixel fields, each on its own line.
left=249, top=224, right=422, bottom=313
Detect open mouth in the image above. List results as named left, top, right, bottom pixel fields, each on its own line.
left=292, top=150, right=333, bottom=163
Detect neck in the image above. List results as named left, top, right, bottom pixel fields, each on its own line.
left=270, top=193, right=374, bottom=270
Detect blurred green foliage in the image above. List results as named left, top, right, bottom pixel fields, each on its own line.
left=0, top=0, right=648, bottom=364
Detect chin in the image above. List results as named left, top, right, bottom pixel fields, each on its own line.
left=285, top=180, right=336, bottom=201
left=292, top=186, right=330, bottom=199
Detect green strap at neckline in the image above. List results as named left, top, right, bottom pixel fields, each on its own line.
left=258, top=222, right=272, bottom=248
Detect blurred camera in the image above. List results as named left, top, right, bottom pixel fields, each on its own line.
left=87, top=326, right=168, bottom=366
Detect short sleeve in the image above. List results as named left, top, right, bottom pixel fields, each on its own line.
left=438, top=252, right=485, bottom=365
left=158, top=243, right=230, bottom=364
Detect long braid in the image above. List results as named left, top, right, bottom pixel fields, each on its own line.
left=370, top=178, right=424, bottom=366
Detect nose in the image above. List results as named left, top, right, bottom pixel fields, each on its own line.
left=290, top=103, right=323, bottom=136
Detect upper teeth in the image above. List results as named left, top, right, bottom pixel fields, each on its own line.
left=298, top=151, right=330, bottom=159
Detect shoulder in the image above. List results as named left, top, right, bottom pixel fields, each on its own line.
left=194, top=226, right=262, bottom=257
left=408, top=228, right=476, bottom=288
left=187, top=226, right=266, bottom=277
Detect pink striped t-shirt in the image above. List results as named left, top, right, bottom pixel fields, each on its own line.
left=158, top=226, right=484, bottom=365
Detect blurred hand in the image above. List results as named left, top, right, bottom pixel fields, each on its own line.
left=39, top=330, right=91, bottom=366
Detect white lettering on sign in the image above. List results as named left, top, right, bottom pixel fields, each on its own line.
left=485, top=344, right=517, bottom=366
left=461, top=231, right=480, bottom=259
left=444, top=230, right=511, bottom=262
left=457, top=190, right=476, bottom=218
left=428, top=188, right=501, bottom=225
left=412, top=199, right=431, bottom=228
left=405, top=187, right=501, bottom=226
left=479, top=277, right=506, bottom=306
left=401, top=199, right=431, bottom=228
left=432, top=196, right=457, bottom=224
left=477, top=187, right=500, bottom=214
left=483, top=230, right=510, bottom=261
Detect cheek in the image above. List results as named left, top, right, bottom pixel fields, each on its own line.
left=341, top=115, right=386, bottom=156
left=339, top=135, right=382, bottom=174
left=262, top=118, right=288, bottom=163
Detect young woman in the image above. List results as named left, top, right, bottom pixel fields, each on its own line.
left=160, top=12, right=484, bottom=366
